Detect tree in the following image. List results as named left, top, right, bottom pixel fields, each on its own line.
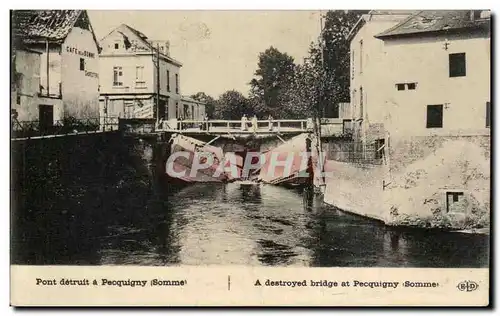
left=280, top=59, right=319, bottom=119
left=213, top=90, right=249, bottom=120
left=316, top=10, right=368, bottom=117
left=249, top=46, right=296, bottom=117
left=190, top=92, right=216, bottom=118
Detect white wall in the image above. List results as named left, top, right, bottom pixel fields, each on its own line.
left=12, top=50, right=41, bottom=121
left=178, top=100, right=206, bottom=120
left=12, top=50, right=64, bottom=121
left=382, top=32, right=491, bottom=137
left=350, top=14, right=412, bottom=127
left=157, top=58, right=181, bottom=119
left=38, top=47, right=62, bottom=99
left=61, top=26, right=100, bottom=119
left=99, top=24, right=183, bottom=120
left=99, top=54, right=154, bottom=95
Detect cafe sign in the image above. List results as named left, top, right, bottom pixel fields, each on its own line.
left=65, top=46, right=96, bottom=59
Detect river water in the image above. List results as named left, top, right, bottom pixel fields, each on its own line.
left=13, top=180, right=489, bottom=267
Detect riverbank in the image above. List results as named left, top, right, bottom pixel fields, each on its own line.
left=322, top=136, right=490, bottom=235
left=10, top=132, right=173, bottom=264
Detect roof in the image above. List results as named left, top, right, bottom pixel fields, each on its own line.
left=346, top=10, right=418, bottom=41
left=181, top=96, right=206, bottom=105
left=100, top=23, right=182, bottom=67
left=375, top=10, right=491, bottom=38
left=369, top=10, right=419, bottom=16
left=12, top=10, right=100, bottom=50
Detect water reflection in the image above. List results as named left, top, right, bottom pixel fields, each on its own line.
left=239, top=184, right=262, bottom=204
left=13, top=179, right=489, bottom=267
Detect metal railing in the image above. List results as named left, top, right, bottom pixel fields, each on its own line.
left=323, top=140, right=386, bottom=165
left=158, top=119, right=313, bottom=133
left=11, top=116, right=120, bottom=139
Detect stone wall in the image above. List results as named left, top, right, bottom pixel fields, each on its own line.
left=385, top=135, right=490, bottom=232
left=10, top=132, right=171, bottom=264
left=323, top=160, right=389, bottom=222
left=323, top=134, right=490, bottom=232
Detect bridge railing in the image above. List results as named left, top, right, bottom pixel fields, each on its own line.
left=11, top=116, right=120, bottom=139
left=159, top=119, right=312, bottom=132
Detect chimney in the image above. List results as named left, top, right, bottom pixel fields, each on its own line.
left=480, top=10, right=491, bottom=19
left=164, top=41, right=170, bottom=56
left=151, top=40, right=170, bottom=56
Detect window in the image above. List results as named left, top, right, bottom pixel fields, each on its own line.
left=426, top=104, right=443, bottom=128
left=135, top=66, right=145, bottom=87
left=374, top=139, right=385, bottom=160
left=486, top=101, right=491, bottom=128
left=359, top=86, right=363, bottom=119
left=16, top=95, right=21, bottom=105
left=396, top=83, right=417, bottom=91
left=449, top=53, right=466, bottom=77
left=359, top=40, right=363, bottom=74
left=113, top=66, right=123, bottom=86
left=175, top=74, right=179, bottom=94
left=114, top=43, right=119, bottom=49
left=79, top=58, right=85, bottom=71
left=446, top=191, right=465, bottom=213
left=167, top=70, right=170, bottom=92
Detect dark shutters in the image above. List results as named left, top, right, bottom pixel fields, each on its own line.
left=486, top=102, right=491, bottom=128
left=426, top=104, right=443, bottom=128
left=449, top=53, right=466, bottom=77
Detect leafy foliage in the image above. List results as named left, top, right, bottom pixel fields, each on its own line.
left=213, top=90, right=250, bottom=120
left=195, top=11, right=368, bottom=120
left=190, top=92, right=216, bottom=118
left=249, top=46, right=296, bottom=117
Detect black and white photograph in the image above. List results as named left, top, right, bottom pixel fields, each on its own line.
left=9, top=8, right=492, bottom=306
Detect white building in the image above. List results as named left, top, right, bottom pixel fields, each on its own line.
left=348, top=10, right=491, bottom=141
left=327, top=10, right=491, bottom=228
left=11, top=47, right=44, bottom=122
left=12, top=10, right=101, bottom=123
left=347, top=10, right=416, bottom=141
left=99, top=24, right=195, bottom=121
left=375, top=10, right=491, bottom=137
left=178, top=96, right=206, bottom=121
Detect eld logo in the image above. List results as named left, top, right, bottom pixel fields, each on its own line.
left=457, top=280, right=479, bottom=292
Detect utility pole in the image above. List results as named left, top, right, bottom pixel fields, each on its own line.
left=104, top=96, right=109, bottom=131
left=314, top=11, right=326, bottom=191
left=155, top=43, right=160, bottom=125
left=152, top=43, right=161, bottom=125
left=46, top=39, right=50, bottom=96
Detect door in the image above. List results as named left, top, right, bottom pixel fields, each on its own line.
left=39, top=104, right=54, bottom=132
left=158, top=99, right=167, bottom=120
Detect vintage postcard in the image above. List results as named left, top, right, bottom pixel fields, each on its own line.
left=10, top=9, right=491, bottom=307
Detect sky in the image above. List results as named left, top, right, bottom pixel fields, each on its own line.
left=88, top=10, right=323, bottom=98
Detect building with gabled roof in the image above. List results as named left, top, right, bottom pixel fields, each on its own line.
left=11, top=10, right=101, bottom=125
left=99, top=24, right=197, bottom=122
left=347, top=10, right=417, bottom=142
left=375, top=10, right=491, bottom=39
left=324, top=10, right=491, bottom=229
left=373, top=10, right=491, bottom=137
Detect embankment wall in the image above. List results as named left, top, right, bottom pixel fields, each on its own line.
left=323, top=135, right=490, bottom=231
